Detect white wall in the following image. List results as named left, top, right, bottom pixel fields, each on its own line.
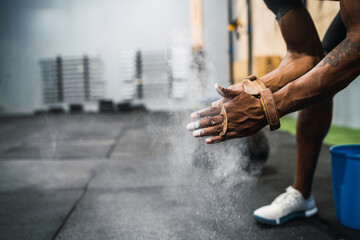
left=0, top=0, right=189, bottom=113
left=332, top=76, right=360, bottom=128
left=0, top=0, right=229, bottom=114
left=202, top=0, right=228, bottom=94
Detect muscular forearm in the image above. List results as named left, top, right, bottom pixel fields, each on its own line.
left=274, top=34, right=360, bottom=117
left=260, top=52, right=323, bottom=92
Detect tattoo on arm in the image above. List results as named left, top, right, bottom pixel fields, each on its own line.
left=321, top=39, right=360, bottom=67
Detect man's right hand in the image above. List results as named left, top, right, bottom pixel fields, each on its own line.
left=212, top=75, right=261, bottom=106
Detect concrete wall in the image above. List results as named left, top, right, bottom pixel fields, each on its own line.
left=0, top=0, right=228, bottom=114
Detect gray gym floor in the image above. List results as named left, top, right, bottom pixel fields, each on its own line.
left=0, top=111, right=359, bottom=240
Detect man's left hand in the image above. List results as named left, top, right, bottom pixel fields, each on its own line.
left=187, top=84, right=267, bottom=144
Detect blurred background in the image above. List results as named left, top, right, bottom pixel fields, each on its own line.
left=0, top=0, right=359, bottom=127
left=0, top=0, right=228, bottom=114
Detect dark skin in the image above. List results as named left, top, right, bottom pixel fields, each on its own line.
left=188, top=0, right=360, bottom=198
left=189, top=0, right=360, bottom=140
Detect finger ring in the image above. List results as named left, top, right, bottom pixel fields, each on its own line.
left=217, top=101, right=228, bottom=136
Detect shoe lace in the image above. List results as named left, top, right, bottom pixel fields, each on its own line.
left=272, top=187, right=301, bottom=206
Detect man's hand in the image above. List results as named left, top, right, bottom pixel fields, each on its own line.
left=210, top=75, right=258, bottom=106
left=210, top=82, right=244, bottom=107
left=187, top=84, right=267, bottom=144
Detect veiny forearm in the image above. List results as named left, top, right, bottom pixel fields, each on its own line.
left=260, top=52, right=323, bottom=92
left=274, top=34, right=360, bottom=117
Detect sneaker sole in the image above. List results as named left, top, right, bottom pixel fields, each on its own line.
left=253, top=206, right=318, bottom=225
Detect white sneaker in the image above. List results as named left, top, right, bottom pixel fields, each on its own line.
left=253, top=186, right=318, bottom=225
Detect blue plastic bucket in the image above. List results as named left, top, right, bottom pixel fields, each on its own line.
left=330, top=145, right=360, bottom=230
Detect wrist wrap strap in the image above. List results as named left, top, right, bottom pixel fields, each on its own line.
left=217, top=101, right=228, bottom=136
left=259, top=88, right=280, bottom=131
left=241, top=75, right=267, bottom=95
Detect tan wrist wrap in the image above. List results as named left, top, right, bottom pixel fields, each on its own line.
left=259, top=88, right=280, bottom=131
left=217, top=101, right=228, bottom=136
left=241, top=75, right=267, bottom=95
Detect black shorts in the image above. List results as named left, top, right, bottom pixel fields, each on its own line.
left=263, top=0, right=347, bottom=53
left=322, top=12, right=347, bottom=54
left=263, top=0, right=303, bottom=20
